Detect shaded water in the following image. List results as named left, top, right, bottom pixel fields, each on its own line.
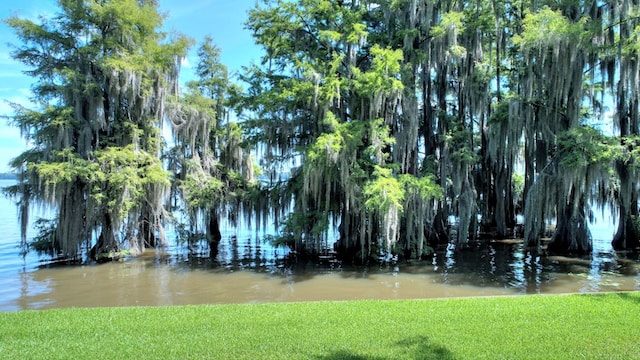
left=1, top=180, right=639, bottom=311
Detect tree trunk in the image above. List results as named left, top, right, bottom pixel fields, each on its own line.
left=208, top=208, right=222, bottom=258
left=547, top=191, right=592, bottom=255
left=494, top=165, right=508, bottom=238
left=139, top=211, right=156, bottom=248
left=479, top=118, right=497, bottom=235
left=612, top=212, right=640, bottom=251
left=337, top=211, right=377, bottom=265
left=612, top=73, right=639, bottom=250
left=91, top=213, right=119, bottom=262
left=427, top=209, right=450, bottom=248
left=612, top=164, right=640, bottom=250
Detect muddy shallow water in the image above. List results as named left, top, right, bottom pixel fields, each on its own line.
left=1, top=180, right=639, bottom=311
left=1, top=237, right=639, bottom=311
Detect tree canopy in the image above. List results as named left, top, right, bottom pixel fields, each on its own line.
left=4, top=0, right=640, bottom=264
left=3, top=0, right=188, bottom=260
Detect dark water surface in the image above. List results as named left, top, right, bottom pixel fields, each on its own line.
left=1, top=180, right=639, bottom=311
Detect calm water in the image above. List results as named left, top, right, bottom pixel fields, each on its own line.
left=0, top=180, right=639, bottom=311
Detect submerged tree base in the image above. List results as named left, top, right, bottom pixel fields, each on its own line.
left=612, top=215, right=640, bottom=252
left=92, top=251, right=131, bottom=264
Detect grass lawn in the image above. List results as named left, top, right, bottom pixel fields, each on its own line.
left=0, top=292, right=639, bottom=359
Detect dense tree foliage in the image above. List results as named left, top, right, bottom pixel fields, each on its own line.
left=3, top=0, right=189, bottom=260
left=242, top=0, right=640, bottom=260
left=165, top=36, right=260, bottom=256
left=5, top=0, right=640, bottom=263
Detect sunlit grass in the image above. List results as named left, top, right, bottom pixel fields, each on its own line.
left=1, top=292, right=638, bottom=359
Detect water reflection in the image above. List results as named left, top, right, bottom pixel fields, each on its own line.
left=421, top=240, right=640, bottom=296
left=0, top=234, right=639, bottom=311
left=1, top=176, right=635, bottom=310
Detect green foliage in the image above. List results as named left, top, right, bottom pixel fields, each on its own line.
left=180, top=172, right=224, bottom=210
left=365, top=118, right=395, bottom=164
left=92, top=146, right=169, bottom=219
left=24, top=145, right=170, bottom=224
left=353, top=45, right=404, bottom=97
left=448, top=126, right=479, bottom=165
left=273, top=211, right=323, bottom=249
left=512, top=173, right=525, bottom=200
left=431, top=11, right=465, bottom=38
left=488, top=100, right=510, bottom=125
left=306, top=116, right=371, bottom=172
left=3, top=0, right=640, bottom=260
left=27, top=218, right=58, bottom=256
left=8, top=106, right=76, bottom=149
left=193, top=36, right=228, bottom=98
left=513, top=7, right=588, bottom=49
left=399, top=174, right=443, bottom=202
left=557, top=126, right=616, bottom=169
left=314, top=53, right=347, bottom=107
left=307, top=131, right=343, bottom=165
left=430, top=10, right=467, bottom=58
left=364, top=166, right=405, bottom=214
left=29, top=149, right=93, bottom=186
left=630, top=215, right=640, bottom=238
left=4, top=0, right=188, bottom=258
left=617, top=136, right=640, bottom=168
left=165, top=33, right=260, bottom=248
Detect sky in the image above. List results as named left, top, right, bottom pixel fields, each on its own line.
left=0, top=0, right=262, bottom=172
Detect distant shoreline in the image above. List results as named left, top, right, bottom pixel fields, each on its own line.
left=0, top=173, right=16, bottom=180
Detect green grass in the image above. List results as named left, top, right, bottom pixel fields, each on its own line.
left=1, top=292, right=639, bottom=359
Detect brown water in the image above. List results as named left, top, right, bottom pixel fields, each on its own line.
left=1, top=180, right=639, bottom=311
left=11, top=256, right=515, bottom=309
left=2, top=239, right=639, bottom=311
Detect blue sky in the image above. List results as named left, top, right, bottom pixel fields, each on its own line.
left=0, top=0, right=262, bottom=172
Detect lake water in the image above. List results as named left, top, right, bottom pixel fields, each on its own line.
left=0, top=179, right=639, bottom=311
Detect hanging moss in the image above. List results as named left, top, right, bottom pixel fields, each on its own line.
left=5, top=0, right=187, bottom=260
left=240, top=0, right=640, bottom=260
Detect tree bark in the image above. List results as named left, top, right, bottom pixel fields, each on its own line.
left=91, top=213, right=119, bottom=262
left=208, top=208, right=222, bottom=258
left=548, top=190, right=592, bottom=255
left=612, top=164, right=640, bottom=250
